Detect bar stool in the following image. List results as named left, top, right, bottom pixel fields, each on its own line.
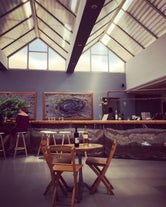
left=37, top=130, right=57, bottom=156
left=0, top=132, right=6, bottom=159
left=14, top=131, right=28, bottom=158
left=58, top=130, right=72, bottom=145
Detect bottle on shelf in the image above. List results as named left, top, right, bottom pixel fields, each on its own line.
left=83, top=125, right=89, bottom=146
left=74, top=127, right=79, bottom=147
left=115, top=110, right=118, bottom=120
left=118, top=113, right=121, bottom=120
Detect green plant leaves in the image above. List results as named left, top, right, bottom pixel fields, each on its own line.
left=0, top=97, right=29, bottom=118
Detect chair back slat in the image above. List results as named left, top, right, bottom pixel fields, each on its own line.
left=48, top=145, right=77, bottom=173
left=106, top=141, right=117, bottom=166
left=40, top=139, right=53, bottom=170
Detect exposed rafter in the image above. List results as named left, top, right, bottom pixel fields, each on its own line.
left=66, top=0, right=105, bottom=73
left=30, top=0, right=40, bottom=38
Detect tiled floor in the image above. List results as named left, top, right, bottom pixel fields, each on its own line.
left=0, top=155, right=166, bottom=207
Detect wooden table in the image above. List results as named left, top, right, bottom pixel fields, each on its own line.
left=65, top=143, right=103, bottom=198
left=72, top=143, right=103, bottom=152
left=65, top=143, right=103, bottom=161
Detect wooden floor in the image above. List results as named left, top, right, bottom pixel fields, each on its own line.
left=0, top=154, right=166, bottom=207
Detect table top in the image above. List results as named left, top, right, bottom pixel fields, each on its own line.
left=65, top=143, right=103, bottom=152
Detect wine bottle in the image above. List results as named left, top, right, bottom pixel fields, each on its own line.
left=115, top=110, right=118, bottom=120
left=83, top=125, right=89, bottom=146
left=74, top=127, right=79, bottom=147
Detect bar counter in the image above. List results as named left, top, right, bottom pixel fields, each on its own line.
left=28, top=120, right=166, bottom=130
left=28, top=120, right=166, bottom=160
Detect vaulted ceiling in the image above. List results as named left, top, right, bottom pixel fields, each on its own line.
left=0, top=0, right=166, bottom=73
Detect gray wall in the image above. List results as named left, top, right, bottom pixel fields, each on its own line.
left=0, top=70, right=126, bottom=119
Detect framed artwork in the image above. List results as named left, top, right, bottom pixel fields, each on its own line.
left=43, top=92, right=93, bottom=120
left=0, top=91, right=36, bottom=120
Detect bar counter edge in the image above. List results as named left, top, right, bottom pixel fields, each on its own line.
left=30, top=120, right=166, bottom=125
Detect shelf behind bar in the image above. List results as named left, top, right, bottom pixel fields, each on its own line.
left=30, top=120, right=166, bottom=125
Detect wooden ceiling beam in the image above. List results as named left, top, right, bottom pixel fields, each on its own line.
left=66, top=0, right=105, bottom=73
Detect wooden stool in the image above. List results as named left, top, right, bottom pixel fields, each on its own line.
left=37, top=130, right=57, bottom=156
left=0, top=132, right=6, bottom=159
left=58, top=130, right=72, bottom=145
left=14, top=132, right=28, bottom=158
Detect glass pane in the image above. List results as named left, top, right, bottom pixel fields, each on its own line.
left=9, top=47, right=27, bottom=69
left=91, top=42, right=108, bottom=55
left=49, top=48, right=65, bottom=71
left=59, top=0, right=79, bottom=14
left=29, top=52, right=47, bottom=70
left=75, top=51, right=90, bottom=71
left=109, top=51, right=125, bottom=72
left=29, top=39, right=47, bottom=51
left=91, top=55, right=108, bottom=72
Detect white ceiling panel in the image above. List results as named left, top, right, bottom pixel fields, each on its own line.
left=0, top=0, right=166, bottom=71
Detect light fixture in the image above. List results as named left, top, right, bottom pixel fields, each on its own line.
left=77, top=43, right=82, bottom=47
left=91, top=4, right=98, bottom=9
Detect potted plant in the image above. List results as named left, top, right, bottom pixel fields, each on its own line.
left=0, top=96, right=30, bottom=120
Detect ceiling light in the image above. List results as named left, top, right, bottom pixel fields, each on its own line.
left=91, top=4, right=98, bottom=9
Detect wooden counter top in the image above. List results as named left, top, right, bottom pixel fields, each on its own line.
left=30, top=120, right=166, bottom=125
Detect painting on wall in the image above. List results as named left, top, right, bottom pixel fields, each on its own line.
left=0, top=91, right=37, bottom=120
left=43, top=92, right=93, bottom=120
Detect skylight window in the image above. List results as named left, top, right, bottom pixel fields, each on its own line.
left=9, top=39, right=124, bottom=73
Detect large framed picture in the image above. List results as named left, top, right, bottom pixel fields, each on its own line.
left=43, top=92, right=93, bottom=120
left=0, top=91, right=36, bottom=120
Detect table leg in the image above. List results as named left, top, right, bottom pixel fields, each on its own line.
left=77, top=152, right=90, bottom=199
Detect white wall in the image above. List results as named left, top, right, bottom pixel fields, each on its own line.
left=126, top=33, right=166, bottom=90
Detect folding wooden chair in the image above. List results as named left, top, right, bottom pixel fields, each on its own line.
left=40, top=140, right=69, bottom=197
left=85, top=140, right=117, bottom=195
left=48, top=145, right=83, bottom=207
